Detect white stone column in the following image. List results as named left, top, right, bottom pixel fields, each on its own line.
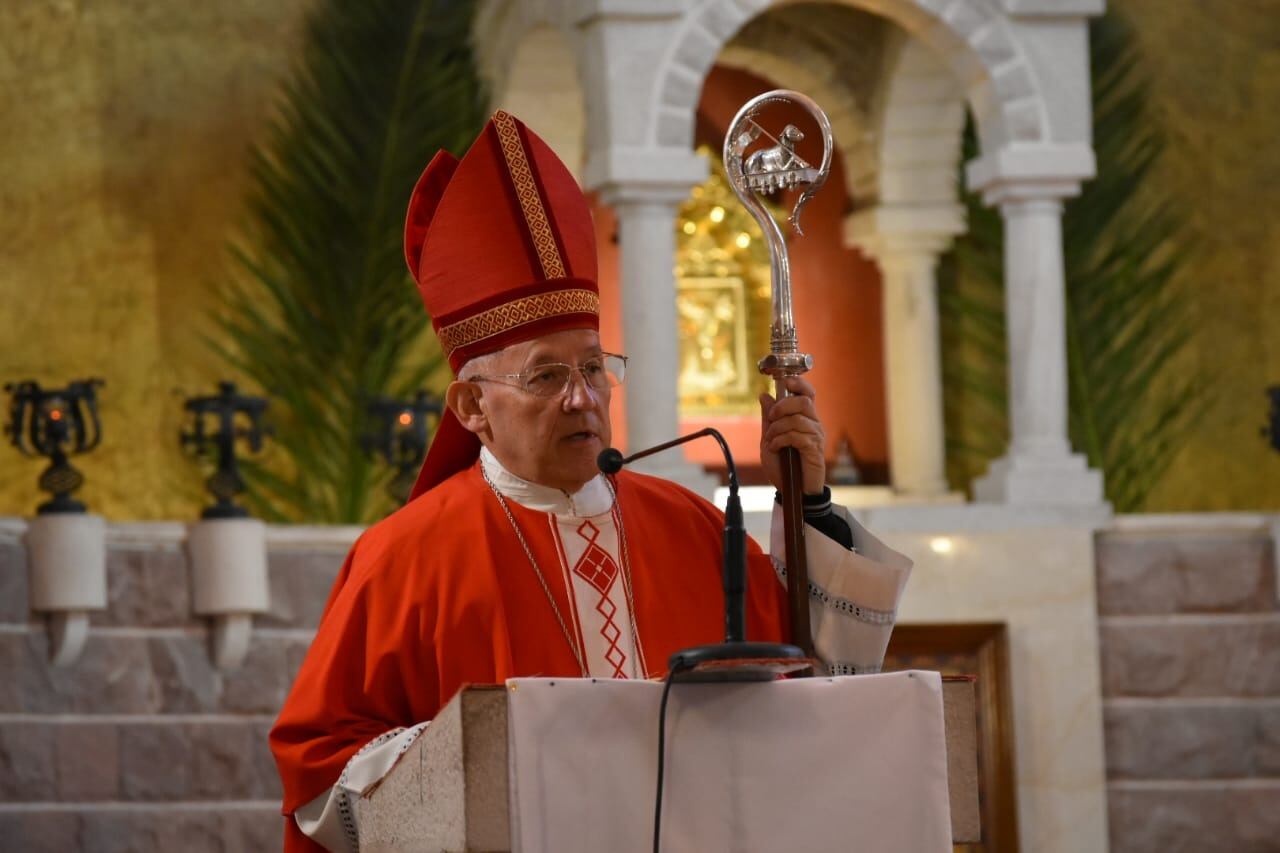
left=847, top=205, right=963, bottom=499
left=610, top=192, right=682, bottom=454
left=571, top=1, right=716, bottom=495
left=972, top=184, right=1104, bottom=505
left=878, top=239, right=950, bottom=496
left=598, top=181, right=718, bottom=496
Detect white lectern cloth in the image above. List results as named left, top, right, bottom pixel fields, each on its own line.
left=506, top=671, right=951, bottom=853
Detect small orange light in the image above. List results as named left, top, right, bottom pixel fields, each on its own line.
left=397, top=412, right=413, bottom=426
left=49, top=410, right=63, bottom=421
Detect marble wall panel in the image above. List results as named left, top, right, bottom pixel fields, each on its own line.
left=848, top=509, right=1111, bottom=853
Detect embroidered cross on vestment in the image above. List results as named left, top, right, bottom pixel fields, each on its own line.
left=571, top=519, right=628, bottom=679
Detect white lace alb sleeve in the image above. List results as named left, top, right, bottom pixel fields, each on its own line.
left=769, top=503, right=912, bottom=674
left=293, top=722, right=429, bottom=852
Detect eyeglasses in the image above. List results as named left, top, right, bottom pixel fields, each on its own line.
left=467, top=353, right=628, bottom=398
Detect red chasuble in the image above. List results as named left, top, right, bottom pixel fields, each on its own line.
left=270, top=463, right=789, bottom=852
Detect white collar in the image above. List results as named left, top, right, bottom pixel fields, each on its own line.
left=480, top=446, right=614, bottom=517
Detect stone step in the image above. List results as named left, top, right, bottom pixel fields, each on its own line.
left=0, top=627, right=311, bottom=715
left=94, top=546, right=345, bottom=631
left=0, top=535, right=349, bottom=632
left=0, top=802, right=280, bottom=853
left=1104, top=700, right=1280, bottom=779
left=0, top=719, right=280, bottom=803
left=1107, top=782, right=1280, bottom=853
left=1095, top=528, right=1276, bottom=616
left=1100, top=615, right=1280, bottom=698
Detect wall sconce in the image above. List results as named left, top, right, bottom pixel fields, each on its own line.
left=180, top=382, right=271, bottom=670
left=5, top=379, right=107, bottom=666
left=362, top=391, right=442, bottom=504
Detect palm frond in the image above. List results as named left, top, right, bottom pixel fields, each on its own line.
left=209, top=0, right=485, bottom=523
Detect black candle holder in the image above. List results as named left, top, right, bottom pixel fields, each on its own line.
left=362, top=391, right=442, bottom=503
left=4, top=379, right=104, bottom=514
left=1265, top=385, right=1280, bottom=454
left=180, top=382, right=271, bottom=519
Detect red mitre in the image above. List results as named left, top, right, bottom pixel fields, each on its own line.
left=403, top=110, right=599, bottom=500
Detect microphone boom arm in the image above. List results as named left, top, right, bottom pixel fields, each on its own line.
left=600, top=429, right=744, bottom=642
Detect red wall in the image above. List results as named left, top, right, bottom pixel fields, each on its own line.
left=594, top=65, right=888, bottom=482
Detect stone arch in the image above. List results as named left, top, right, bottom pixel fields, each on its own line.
left=652, top=0, right=1049, bottom=161
left=867, top=32, right=967, bottom=210
left=473, top=5, right=586, bottom=176
left=710, top=3, right=886, bottom=206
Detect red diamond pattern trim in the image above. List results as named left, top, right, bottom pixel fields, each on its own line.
left=573, top=520, right=628, bottom=679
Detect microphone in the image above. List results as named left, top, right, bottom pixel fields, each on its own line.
left=599, top=429, right=745, bottom=641
left=597, top=447, right=626, bottom=474
left=598, top=432, right=807, bottom=680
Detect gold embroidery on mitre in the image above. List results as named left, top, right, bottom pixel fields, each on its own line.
left=492, top=110, right=567, bottom=281
left=438, top=289, right=599, bottom=355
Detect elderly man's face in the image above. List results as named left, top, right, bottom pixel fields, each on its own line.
left=452, top=328, right=613, bottom=492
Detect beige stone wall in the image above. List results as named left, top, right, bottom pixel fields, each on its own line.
left=0, top=1, right=311, bottom=520
left=1122, top=1, right=1280, bottom=511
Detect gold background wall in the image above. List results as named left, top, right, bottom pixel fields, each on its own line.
left=1122, top=0, right=1280, bottom=511
left=0, top=1, right=1275, bottom=519
left=0, top=1, right=310, bottom=519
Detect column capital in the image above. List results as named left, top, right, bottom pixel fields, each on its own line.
left=585, top=147, right=707, bottom=204
left=997, top=196, right=1067, bottom=219
left=966, top=143, right=1095, bottom=206
left=570, top=0, right=687, bottom=27
left=845, top=203, right=964, bottom=262
left=999, top=0, right=1105, bottom=17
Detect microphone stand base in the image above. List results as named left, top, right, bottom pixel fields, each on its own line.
left=668, top=642, right=813, bottom=682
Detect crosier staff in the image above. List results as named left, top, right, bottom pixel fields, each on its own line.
left=723, top=90, right=833, bottom=658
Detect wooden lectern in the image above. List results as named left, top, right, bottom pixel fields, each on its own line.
left=355, top=672, right=979, bottom=852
